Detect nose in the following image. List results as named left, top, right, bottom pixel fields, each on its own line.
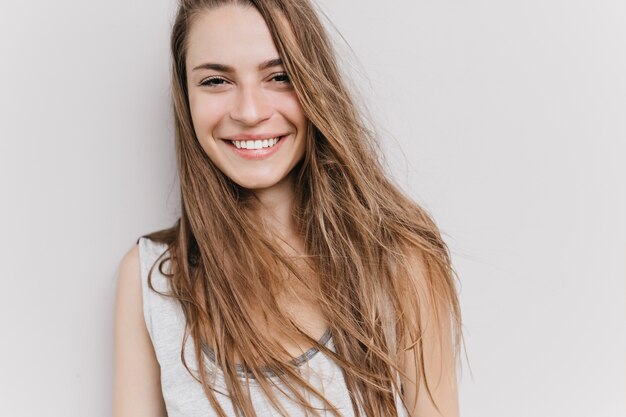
left=229, top=84, right=273, bottom=126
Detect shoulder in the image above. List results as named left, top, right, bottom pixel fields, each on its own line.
left=119, top=243, right=141, bottom=279
left=396, top=245, right=460, bottom=416
left=114, top=243, right=143, bottom=323
left=113, top=242, right=167, bottom=416
left=397, top=245, right=430, bottom=295
left=114, top=238, right=168, bottom=305
left=396, top=244, right=458, bottom=371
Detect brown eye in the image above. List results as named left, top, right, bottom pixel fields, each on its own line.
left=271, top=73, right=290, bottom=84
left=200, top=76, right=228, bottom=87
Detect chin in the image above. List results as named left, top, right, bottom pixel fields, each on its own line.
left=231, top=175, right=284, bottom=191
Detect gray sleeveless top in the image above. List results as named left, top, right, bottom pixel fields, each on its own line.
left=138, top=237, right=409, bottom=417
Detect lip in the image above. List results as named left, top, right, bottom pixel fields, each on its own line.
left=224, top=134, right=289, bottom=160
left=224, top=132, right=287, bottom=141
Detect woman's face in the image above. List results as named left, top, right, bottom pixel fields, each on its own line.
left=185, top=5, right=307, bottom=191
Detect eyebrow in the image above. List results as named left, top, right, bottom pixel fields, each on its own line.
left=191, top=58, right=283, bottom=73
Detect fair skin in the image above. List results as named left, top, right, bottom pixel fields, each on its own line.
left=399, top=252, right=460, bottom=417
left=186, top=4, right=307, bottom=234
left=185, top=4, right=326, bottom=360
left=113, top=4, right=458, bottom=417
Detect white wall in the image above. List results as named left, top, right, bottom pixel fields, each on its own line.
left=1, top=1, right=623, bottom=416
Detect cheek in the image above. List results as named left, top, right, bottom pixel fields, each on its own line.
left=269, top=92, right=307, bottom=126
left=188, top=93, right=225, bottom=135
left=288, top=101, right=307, bottom=126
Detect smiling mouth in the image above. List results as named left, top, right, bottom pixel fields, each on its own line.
left=227, top=135, right=286, bottom=150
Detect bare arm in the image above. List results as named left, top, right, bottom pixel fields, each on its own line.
left=399, top=254, right=460, bottom=417
left=112, top=244, right=168, bottom=417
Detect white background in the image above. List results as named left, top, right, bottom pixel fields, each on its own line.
left=0, top=0, right=624, bottom=416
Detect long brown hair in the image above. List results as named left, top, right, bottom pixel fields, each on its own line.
left=143, top=0, right=462, bottom=416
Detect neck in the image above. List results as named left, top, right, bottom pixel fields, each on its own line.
left=248, top=172, right=299, bottom=244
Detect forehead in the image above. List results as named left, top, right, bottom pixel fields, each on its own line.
left=186, top=5, right=280, bottom=69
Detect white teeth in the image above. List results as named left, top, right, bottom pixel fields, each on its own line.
left=230, top=137, right=281, bottom=150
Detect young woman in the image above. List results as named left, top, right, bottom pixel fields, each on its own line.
left=113, top=1, right=462, bottom=416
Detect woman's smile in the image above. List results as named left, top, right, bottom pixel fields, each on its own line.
left=222, top=134, right=289, bottom=160
left=185, top=6, right=307, bottom=191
